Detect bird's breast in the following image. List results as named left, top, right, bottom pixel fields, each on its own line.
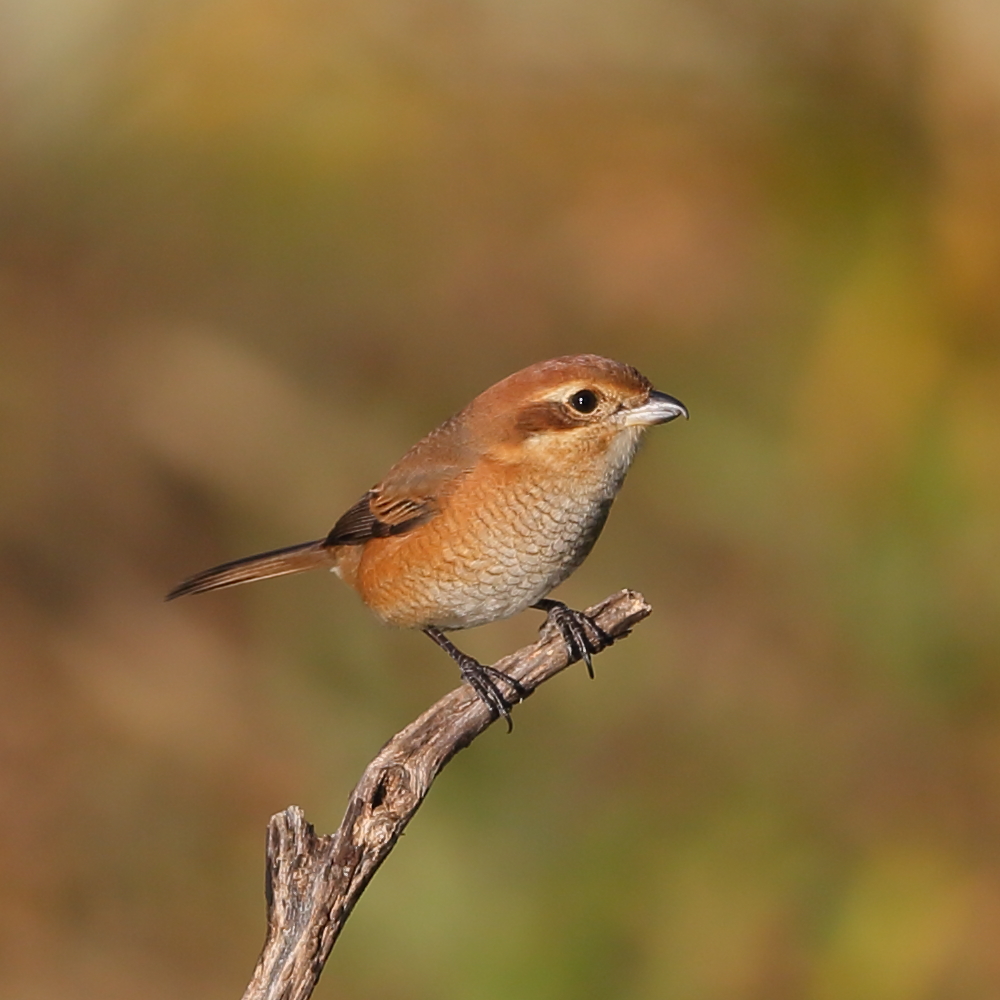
left=347, top=460, right=617, bottom=630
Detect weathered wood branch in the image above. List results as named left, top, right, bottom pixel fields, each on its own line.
left=240, top=589, right=652, bottom=1000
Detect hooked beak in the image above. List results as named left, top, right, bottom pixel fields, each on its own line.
left=624, top=389, right=689, bottom=426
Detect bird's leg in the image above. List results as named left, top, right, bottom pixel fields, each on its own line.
left=532, top=599, right=613, bottom=679
left=423, top=627, right=527, bottom=732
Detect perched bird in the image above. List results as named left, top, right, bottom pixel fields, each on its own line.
left=168, top=355, right=687, bottom=726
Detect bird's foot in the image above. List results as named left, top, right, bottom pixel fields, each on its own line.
left=458, top=658, right=527, bottom=732
left=423, top=627, right=526, bottom=732
left=533, top=599, right=612, bottom=678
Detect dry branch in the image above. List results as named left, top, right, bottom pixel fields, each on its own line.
left=240, top=589, right=652, bottom=1000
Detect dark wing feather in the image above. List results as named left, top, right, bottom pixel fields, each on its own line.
left=325, top=490, right=436, bottom=545
left=325, top=409, right=476, bottom=547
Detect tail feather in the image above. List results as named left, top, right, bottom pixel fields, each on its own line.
left=166, top=540, right=331, bottom=600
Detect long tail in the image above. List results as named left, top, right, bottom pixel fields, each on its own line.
left=166, top=540, right=332, bottom=600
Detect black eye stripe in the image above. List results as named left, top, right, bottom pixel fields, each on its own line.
left=569, top=389, right=598, bottom=413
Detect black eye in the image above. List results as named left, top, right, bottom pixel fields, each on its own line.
left=569, top=389, right=599, bottom=413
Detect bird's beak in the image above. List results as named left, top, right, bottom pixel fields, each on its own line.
left=624, top=389, right=689, bottom=426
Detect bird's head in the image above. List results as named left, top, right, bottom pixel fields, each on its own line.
left=466, top=354, right=687, bottom=479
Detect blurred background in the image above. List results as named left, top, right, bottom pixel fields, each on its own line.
left=1, top=0, right=999, bottom=997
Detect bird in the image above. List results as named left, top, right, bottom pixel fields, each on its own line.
left=167, top=354, right=687, bottom=728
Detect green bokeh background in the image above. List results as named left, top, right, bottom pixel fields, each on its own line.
left=2, top=1, right=999, bottom=997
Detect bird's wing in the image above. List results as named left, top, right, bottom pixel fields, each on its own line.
left=325, top=489, right=436, bottom=544
left=325, top=410, right=479, bottom=546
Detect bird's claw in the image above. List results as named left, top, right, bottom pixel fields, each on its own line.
left=423, top=625, right=525, bottom=731
left=532, top=599, right=612, bottom=678
left=458, top=658, right=526, bottom=732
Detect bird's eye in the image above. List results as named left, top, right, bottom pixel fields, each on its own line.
left=569, top=389, right=599, bottom=414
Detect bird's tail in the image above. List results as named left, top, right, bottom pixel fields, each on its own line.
left=166, top=540, right=332, bottom=600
